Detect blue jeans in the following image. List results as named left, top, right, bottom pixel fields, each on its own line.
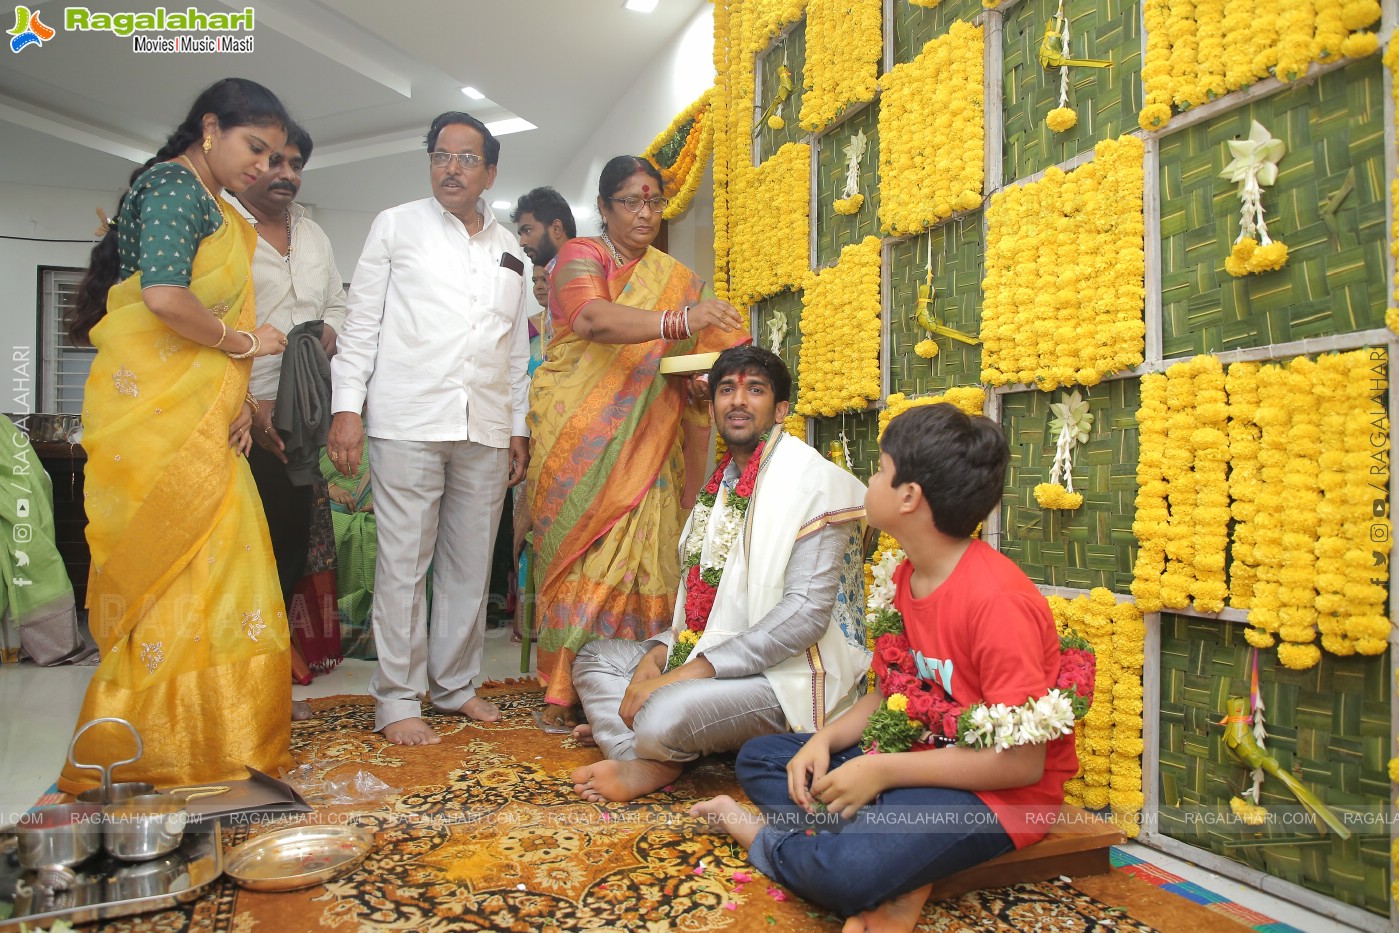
left=736, top=732, right=1014, bottom=916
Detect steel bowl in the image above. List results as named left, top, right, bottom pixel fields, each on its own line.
left=106, top=851, right=191, bottom=901
left=76, top=781, right=155, bottom=806
left=16, top=804, right=104, bottom=869
left=224, top=825, right=374, bottom=891
left=103, top=794, right=188, bottom=862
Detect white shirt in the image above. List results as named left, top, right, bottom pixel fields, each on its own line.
left=225, top=196, right=348, bottom=399
left=330, top=197, right=531, bottom=447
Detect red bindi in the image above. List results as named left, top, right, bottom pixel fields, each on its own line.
left=735, top=373, right=748, bottom=386
left=642, top=184, right=651, bottom=194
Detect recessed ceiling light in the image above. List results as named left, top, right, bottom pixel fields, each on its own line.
left=491, top=199, right=511, bottom=210
left=484, top=117, right=537, bottom=137
left=460, top=86, right=485, bottom=99
left=624, top=0, right=658, bottom=12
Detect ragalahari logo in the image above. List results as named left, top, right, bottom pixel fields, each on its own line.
left=9, top=6, right=54, bottom=52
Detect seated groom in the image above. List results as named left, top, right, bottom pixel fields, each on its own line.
left=571, top=346, right=871, bottom=803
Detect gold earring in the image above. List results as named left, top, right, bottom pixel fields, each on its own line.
left=203, top=137, right=212, bottom=153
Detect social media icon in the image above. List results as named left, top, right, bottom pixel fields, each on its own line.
left=12, top=523, right=31, bottom=543
left=14, top=551, right=28, bottom=567
left=15, top=498, right=29, bottom=518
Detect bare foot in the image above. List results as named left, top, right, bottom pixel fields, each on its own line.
left=841, top=883, right=933, bottom=933
left=540, top=703, right=580, bottom=729
left=570, top=759, right=682, bottom=803
left=291, top=700, right=314, bottom=721
left=689, top=795, right=766, bottom=848
left=452, top=696, right=502, bottom=722
left=381, top=717, right=441, bottom=746
left=572, top=723, right=597, bottom=747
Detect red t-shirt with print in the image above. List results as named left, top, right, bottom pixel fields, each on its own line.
left=891, top=541, right=1079, bottom=848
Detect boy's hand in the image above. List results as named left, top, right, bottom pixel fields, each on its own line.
left=810, top=754, right=887, bottom=820
left=786, top=735, right=832, bottom=811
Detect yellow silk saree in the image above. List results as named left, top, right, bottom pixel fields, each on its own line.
left=527, top=239, right=747, bottom=709
left=59, top=199, right=292, bottom=794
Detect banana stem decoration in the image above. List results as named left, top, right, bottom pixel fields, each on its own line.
left=755, top=57, right=795, bottom=135
left=1219, top=696, right=1351, bottom=839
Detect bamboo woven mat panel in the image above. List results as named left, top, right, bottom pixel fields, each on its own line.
left=756, top=22, right=808, bottom=164
left=998, top=378, right=1139, bottom=592
left=749, top=288, right=806, bottom=401
left=892, top=0, right=987, bottom=65
left=809, top=409, right=881, bottom=481
left=886, top=216, right=985, bottom=395
left=1157, top=58, right=1388, bottom=357
left=1001, top=0, right=1143, bottom=185
left=815, top=103, right=882, bottom=267
left=1156, top=613, right=1391, bottom=916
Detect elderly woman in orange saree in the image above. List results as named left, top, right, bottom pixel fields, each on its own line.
left=58, top=78, right=294, bottom=793
left=528, top=156, right=749, bottom=728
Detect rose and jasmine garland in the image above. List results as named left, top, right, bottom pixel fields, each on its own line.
left=667, top=432, right=769, bottom=670
left=860, top=603, right=1096, bottom=754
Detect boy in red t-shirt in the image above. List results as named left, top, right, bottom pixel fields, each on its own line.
left=692, top=404, right=1077, bottom=932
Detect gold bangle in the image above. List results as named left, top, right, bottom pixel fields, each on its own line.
left=244, top=393, right=259, bottom=414
left=225, top=331, right=258, bottom=360
left=212, top=318, right=229, bottom=348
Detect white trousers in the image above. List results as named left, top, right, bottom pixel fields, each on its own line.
left=367, top=437, right=509, bottom=731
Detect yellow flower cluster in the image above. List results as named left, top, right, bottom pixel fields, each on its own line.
left=833, top=194, right=864, bottom=215
left=799, top=0, right=881, bottom=131
left=782, top=412, right=808, bottom=443
left=642, top=89, right=714, bottom=220
left=879, top=386, right=987, bottom=437
left=711, top=1, right=806, bottom=301
left=1034, top=482, right=1084, bottom=510
left=1230, top=795, right=1269, bottom=825
left=1137, top=350, right=1390, bottom=670
left=981, top=135, right=1146, bottom=390
left=1225, top=362, right=1261, bottom=607
left=1046, top=106, right=1078, bottom=134
left=1131, top=357, right=1230, bottom=612
left=796, top=236, right=882, bottom=417
left=1050, top=590, right=1145, bottom=835
left=1225, top=237, right=1289, bottom=277
left=727, top=142, right=811, bottom=308
left=1138, top=0, right=1380, bottom=130
left=877, top=21, right=984, bottom=236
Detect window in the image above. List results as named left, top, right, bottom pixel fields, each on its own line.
left=38, top=266, right=95, bottom=414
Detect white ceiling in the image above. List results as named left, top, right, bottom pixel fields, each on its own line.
left=0, top=0, right=708, bottom=215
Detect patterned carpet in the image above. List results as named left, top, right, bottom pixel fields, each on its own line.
left=79, top=681, right=1252, bottom=932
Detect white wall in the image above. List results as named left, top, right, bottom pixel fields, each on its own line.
left=0, top=181, right=116, bottom=413
left=551, top=5, right=717, bottom=281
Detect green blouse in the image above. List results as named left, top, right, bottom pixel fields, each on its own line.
left=117, top=161, right=223, bottom=287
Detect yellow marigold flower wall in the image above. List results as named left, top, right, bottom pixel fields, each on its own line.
left=981, top=135, right=1146, bottom=389
left=878, top=387, right=987, bottom=437
left=877, top=21, right=985, bottom=235
left=799, top=0, right=881, bottom=131
left=796, top=236, right=883, bottom=417
left=727, top=143, right=812, bottom=308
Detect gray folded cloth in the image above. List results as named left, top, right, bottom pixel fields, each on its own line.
left=273, top=320, right=332, bottom=486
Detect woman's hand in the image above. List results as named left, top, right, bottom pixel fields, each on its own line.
left=328, top=484, right=356, bottom=511
left=251, top=323, right=288, bottom=357
left=786, top=733, right=832, bottom=811
left=229, top=403, right=253, bottom=456
left=685, top=299, right=744, bottom=335
left=250, top=399, right=286, bottom=462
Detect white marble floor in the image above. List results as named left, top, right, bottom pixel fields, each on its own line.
left=0, top=631, right=1366, bottom=931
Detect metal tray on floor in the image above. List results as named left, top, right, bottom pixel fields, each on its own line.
left=0, top=821, right=222, bottom=930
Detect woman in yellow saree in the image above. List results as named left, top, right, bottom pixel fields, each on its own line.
left=59, top=79, right=295, bottom=794
left=528, top=156, right=749, bottom=728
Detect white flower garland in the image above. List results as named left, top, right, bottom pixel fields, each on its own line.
left=685, top=487, right=743, bottom=580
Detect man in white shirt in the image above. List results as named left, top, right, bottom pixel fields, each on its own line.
left=327, top=112, right=531, bottom=746
left=230, top=125, right=346, bottom=713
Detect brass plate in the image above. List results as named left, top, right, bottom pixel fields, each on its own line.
left=223, top=825, right=373, bottom=892
left=658, top=351, right=720, bottom=375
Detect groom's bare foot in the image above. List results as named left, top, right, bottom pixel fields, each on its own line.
left=381, top=717, right=441, bottom=746
left=572, top=723, right=597, bottom=747
left=840, top=883, right=932, bottom=933
left=571, top=759, right=682, bottom=802
left=453, top=696, right=501, bottom=722
left=689, top=795, right=766, bottom=848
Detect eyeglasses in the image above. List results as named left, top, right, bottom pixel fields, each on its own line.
left=608, top=196, right=670, bottom=213
left=429, top=151, right=484, bottom=169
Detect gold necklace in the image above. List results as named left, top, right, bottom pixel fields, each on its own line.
left=178, top=155, right=221, bottom=204
left=598, top=228, right=625, bottom=265
left=282, top=211, right=293, bottom=264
